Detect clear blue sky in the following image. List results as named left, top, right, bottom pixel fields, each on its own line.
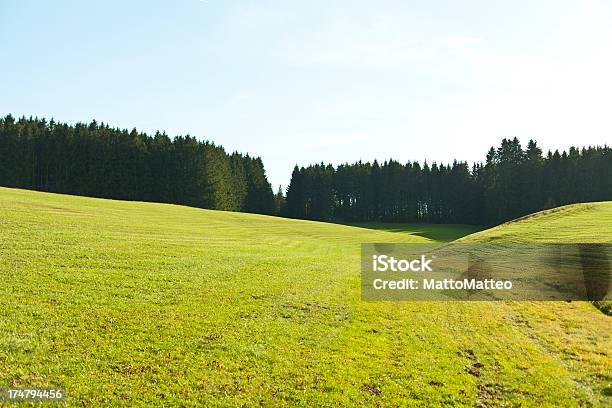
left=2, top=0, right=611, bottom=189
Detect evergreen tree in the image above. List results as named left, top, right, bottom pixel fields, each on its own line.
left=2, top=114, right=610, bottom=225
left=284, top=166, right=305, bottom=218
left=282, top=139, right=611, bottom=225
left=0, top=115, right=275, bottom=215
left=274, top=185, right=285, bottom=215
left=243, top=156, right=275, bottom=214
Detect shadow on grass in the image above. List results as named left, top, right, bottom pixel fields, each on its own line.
left=344, top=222, right=483, bottom=242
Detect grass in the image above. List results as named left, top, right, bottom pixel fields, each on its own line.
left=460, top=202, right=612, bottom=244
left=343, top=222, right=481, bottom=242
left=0, top=187, right=610, bottom=406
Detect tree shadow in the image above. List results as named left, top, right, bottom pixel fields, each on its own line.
left=343, top=222, right=482, bottom=242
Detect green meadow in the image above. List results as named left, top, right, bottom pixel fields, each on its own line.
left=0, top=187, right=610, bottom=406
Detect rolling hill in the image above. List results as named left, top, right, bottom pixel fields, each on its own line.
left=461, top=202, right=612, bottom=244
left=0, top=187, right=610, bottom=406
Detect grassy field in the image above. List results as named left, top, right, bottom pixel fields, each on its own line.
left=0, top=187, right=610, bottom=406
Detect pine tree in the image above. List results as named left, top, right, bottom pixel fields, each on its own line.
left=274, top=185, right=285, bottom=215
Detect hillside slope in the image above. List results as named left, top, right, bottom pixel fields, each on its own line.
left=461, top=202, right=612, bottom=243
left=0, top=188, right=610, bottom=406
left=460, top=202, right=612, bottom=405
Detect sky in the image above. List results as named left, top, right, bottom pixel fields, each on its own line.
left=1, top=0, right=611, bottom=189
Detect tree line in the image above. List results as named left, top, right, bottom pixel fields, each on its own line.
left=0, top=115, right=275, bottom=214
left=1, top=115, right=610, bottom=225
left=283, top=138, right=612, bottom=225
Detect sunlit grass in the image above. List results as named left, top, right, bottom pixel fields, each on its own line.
left=0, top=187, right=610, bottom=406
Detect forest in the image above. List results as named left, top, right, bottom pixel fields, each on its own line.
left=0, top=115, right=276, bottom=214
left=1, top=114, right=610, bottom=226
left=283, top=138, right=612, bottom=225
